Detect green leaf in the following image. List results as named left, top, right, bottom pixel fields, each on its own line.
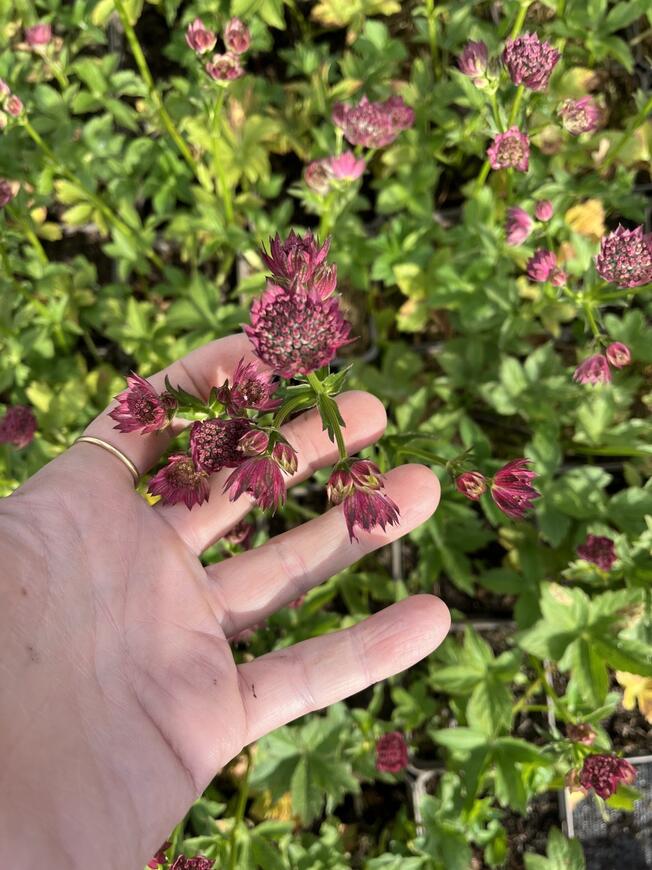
left=431, top=727, right=488, bottom=752
left=467, top=676, right=512, bottom=736
left=592, top=636, right=652, bottom=676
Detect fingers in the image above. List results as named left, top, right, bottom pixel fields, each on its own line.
left=80, top=334, right=260, bottom=476
left=237, top=595, right=451, bottom=743
left=207, top=464, right=440, bottom=639
left=156, top=391, right=388, bottom=554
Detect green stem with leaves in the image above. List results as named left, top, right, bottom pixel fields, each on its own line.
left=424, top=0, right=439, bottom=79
left=5, top=204, right=48, bottom=265
left=227, top=749, right=251, bottom=870
left=490, top=92, right=502, bottom=131
left=307, top=372, right=347, bottom=461
left=507, top=84, right=525, bottom=127
left=602, top=93, right=652, bottom=169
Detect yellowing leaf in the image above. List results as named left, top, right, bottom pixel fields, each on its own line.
left=311, top=0, right=400, bottom=28
left=565, top=199, right=605, bottom=240
left=616, top=671, right=652, bottom=724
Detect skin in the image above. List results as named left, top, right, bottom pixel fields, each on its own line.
left=0, top=334, right=450, bottom=869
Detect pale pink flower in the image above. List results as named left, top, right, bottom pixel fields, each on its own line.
left=224, top=17, right=251, bottom=54
left=573, top=354, right=611, bottom=385
left=535, top=200, right=553, bottom=221
left=455, top=471, right=487, bottom=500
left=595, top=224, right=652, bottom=288
left=190, top=417, right=252, bottom=473
left=505, top=207, right=533, bottom=245
left=605, top=342, right=631, bottom=368
left=6, top=95, right=23, bottom=117
left=328, top=150, right=366, bottom=180
left=109, top=373, right=176, bottom=434
left=206, top=52, right=244, bottom=81
left=486, top=126, right=530, bottom=171
left=332, top=95, right=414, bottom=148
left=490, top=459, right=540, bottom=520
left=223, top=455, right=287, bottom=511
left=0, top=404, right=37, bottom=448
left=457, top=40, right=489, bottom=84
left=304, top=159, right=332, bottom=194
left=502, top=32, right=560, bottom=91
left=376, top=732, right=408, bottom=773
left=25, top=22, right=52, bottom=47
left=559, top=96, right=601, bottom=135
left=577, top=534, right=617, bottom=570
left=148, top=454, right=210, bottom=510
left=526, top=249, right=557, bottom=282
left=0, top=178, right=17, bottom=207
left=185, top=18, right=216, bottom=54
left=578, top=754, right=636, bottom=799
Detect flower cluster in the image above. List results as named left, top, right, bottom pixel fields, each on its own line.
left=504, top=201, right=553, bottom=246
left=559, top=96, right=602, bottom=135
left=185, top=16, right=251, bottom=82
left=595, top=224, right=652, bottom=289
left=573, top=342, right=632, bottom=385
left=170, top=857, right=214, bottom=870
left=576, top=534, right=617, bottom=570
left=487, top=127, right=530, bottom=172
left=0, top=404, right=37, bottom=449
left=502, top=33, right=560, bottom=91
left=526, top=249, right=567, bottom=285
left=332, top=95, right=414, bottom=149
left=577, top=753, right=636, bottom=799
left=456, top=459, right=540, bottom=520
left=0, top=77, right=23, bottom=128
left=327, top=460, right=399, bottom=542
left=375, top=732, right=409, bottom=773
left=305, top=151, right=366, bottom=193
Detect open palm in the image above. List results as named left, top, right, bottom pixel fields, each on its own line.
left=0, top=334, right=450, bottom=869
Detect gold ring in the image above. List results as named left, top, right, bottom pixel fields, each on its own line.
left=74, top=436, right=140, bottom=486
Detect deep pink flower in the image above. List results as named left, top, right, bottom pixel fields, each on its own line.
left=502, top=32, right=560, bottom=91
left=566, top=723, right=597, bottom=746
left=487, top=127, right=530, bottom=171
left=0, top=404, right=37, bottom=448
left=170, top=857, right=214, bottom=870
left=559, top=96, right=601, bottom=135
left=457, top=40, right=489, bottom=84
left=260, top=231, right=336, bottom=298
left=578, top=754, right=636, bottom=799
left=6, top=95, right=23, bottom=117
left=595, top=225, right=652, bottom=289
left=224, top=17, right=251, bottom=55
left=238, top=428, right=270, bottom=457
left=147, top=842, right=171, bottom=869
left=535, top=200, right=553, bottom=221
left=272, top=441, right=298, bottom=474
left=490, top=459, right=540, bottom=520
left=206, top=53, right=244, bottom=81
left=573, top=354, right=612, bottom=385
left=223, top=455, right=287, bottom=511
left=185, top=18, right=216, bottom=54
left=456, top=471, right=487, bottom=501
left=605, top=342, right=631, bottom=368
left=304, top=159, right=332, bottom=194
left=376, top=732, right=408, bottom=773
left=148, top=454, right=210, bottom=510
left=224, top=519, right=255, bottom=548
left=219, top=357, right=279, bottom=413
left=577, top=534, right=617, bottom=571
left=109, top=373, right=176, bottom=434
left=505, top=207, right=533, bottom=245
left=328, top=150, right=366, bottom=180
left=244, top=281, right=351, bottom=378
left=25, top=22, right=52, bottom=47
left=190, top=417, right=252, bottom=473
left=526, top=249, right=557, bottom=282
left=0, top=178, right=17, bottom=207
left=332, top=95, right=414, bottom=148
left=327, top=460, right=400, bottom=542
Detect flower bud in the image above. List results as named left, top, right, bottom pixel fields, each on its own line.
left=238, top=428, right=269, bottom=457
left=272, top=440, right=298, bottom=474
left=455, top=471, right=487, bottom=500
left=535, top=200, right=553, bottom=221
left=224, top=17, right=251, bottom=55
left=605, top=342, right=632, bottom=368
left=25, top=22, right=52, bottom=48
left=6, top=95, right=23, bottom=117
left=457, top=41, right=489, bottom=85
left=185, top=18, right=216, bottom=54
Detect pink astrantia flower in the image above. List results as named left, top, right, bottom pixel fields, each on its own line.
left=502, top=32, right=560, bottom=91
left=577, top=534, right=617, bottom=571
left=573, top=354, right=612, bottom=385
left=244, top=281, right=351, bottom=378
left=206, top=52, right=244, bottom=81
left=260, top=231, right=336, bottom=297
left=526, top=249, right=557, bottom=282
left=456, top=471, right=487, bottom=500
left=535, top=200, right=553, bottom=221
left=490, top=459, right=540, bottom=520
left=595, top=225, right=652, bottom=289
left=578, top=754, right=636, bottom=799
left=190, top=417, right=252, bottom=473
left=332, top=95, right=414, bottom=148
left=327, top=459, right=400, bottom=542
left=505, top=207, right=533, bottom=245
left=0, top=404, right=37, bottom=448
left=605, top=342, right=632, bottom=368
left=457, top=40, right=489, bottom=85
left=328, top=150, right=366, bottom=180
left=147, top=842, right=171, bottom=869
left=559, top=96, right=601, bottom=135
left=566, top=723, right=597, bottom=746
left=109, top=373, right=176, bottom=434
left=223, top=455, right=287, bottom=511
left=238, top=428, right=270, bottom=457
left=0, top=178, right=18, bottom=207
left=487, top=127, right=530, bottom=172
left=224, top=17, right=251, bottom=55
left=272, top=441, right=298, bottom=474
left=25, top=22, right=52, bottom=47
left=170, top=857, right=214, bottom=870
left=218, top=358, right=280, bottom=414
left=376, top=732, right=409, bottom=773
left=148, top=454, right=210, bottom=510
left=185, top=18, right=217, bottom=54
left=6, top=95, right=23, bottom=117
left=304, top=159, right=332, bottom=194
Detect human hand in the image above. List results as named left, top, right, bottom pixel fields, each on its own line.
left=0, top=334, right=450, bottom=869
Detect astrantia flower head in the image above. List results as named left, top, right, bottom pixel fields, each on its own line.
left=559, top=96, right=601, bottom=135
left=595, top=224, right=652, bottom=289
left=261, top=230, right=332, bottom=289
left=0, top=178, right=18, bottom=208
left=327, top=459, right=400, bottom=542
left=25, top=22, right=52, bottom=47
left=170, top=857, right=214, bottom=870
left=147, top=842, right=171, bottom=869
left=457, top=40, right=489, bottom=85
left=190, top=417, right=252, bottom=473
left=304, top=159, right=331, bottom=194
left=535, top=200, right=553, bottom=222
left=219, top=358, right=279, bottom=413
left=224, top=17, right=251, bottom=55
left=505, top=207, right=533, bottom=245
left=185, top=18, right=217, bottom=54
left=206, top=52, right=244, bottom=81
left=109, top=373, right=176, bottom=434
left=238, top=428, right=270, bottom=457
left=578, top=754, right=636, bottom=799
left=605, top=342, right=631, bottom=368
left=577, top=534, right=617, bottom=571
left=566, top=723, right=597, bottom=746
left=502, top=32, right=560, bottom=91
left=456, top=471, right=487, bottom=500
left=272, top=440, right=298, bottom=475
left=375, top=732, right=408, bottom=773
left=6, top=95, right=23, bottom=117
left=0, top=404, right=37, bottom=448
left=148, top=454, right=210, bottom=510
left=328, top=150, right=366, bottom=181
left=487, top=127, right=530, bottom=171
left=223, top=455, right=287, bottom=511
left=527, top=249, right=557, bottom=282
left=573, top=354, right=612, bottom=385
left=332, top=94, right=414, bottom=148
left=491, top=459, right=540, bottom=520
left=244, top=281, right=352, bottom=378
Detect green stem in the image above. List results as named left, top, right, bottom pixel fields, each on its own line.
left=307, top=372, right=347, bottom=461
left=507, top=84, right=526, bottom=127
left=272, top=394, right=314, bottom=429
left=113, top=0, right=206, bottom=187
left=228, top=750, right=251, bottom=870
left=511, top=677, right=542, bottom=716
left=583, top=303, right=601, bottom=340
left=490, top=92, right=502, bottom=131
left=211, top=90, right=234, bottom=223
left=424, top=0, right=439, bottom=78
left=5, top=204, right=48, bottom=265
left=602, top=93, right=652, bottom=169
left=509, top=1, right=531, bottom=40
left=475, top=160, right=491, bottom=189
left=39, top=51, right=69, bottom=89
left=395, top=447, right=449, bottom=467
